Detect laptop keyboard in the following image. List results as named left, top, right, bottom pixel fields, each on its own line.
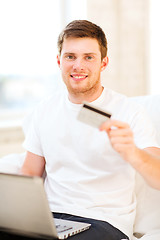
left=56, top=224, right=73, bottom=233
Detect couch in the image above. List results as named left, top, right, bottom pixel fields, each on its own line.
left=0, top=94, right=160, bottom=240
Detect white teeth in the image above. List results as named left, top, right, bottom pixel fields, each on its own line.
left=72, top=75, right=86, bottom=79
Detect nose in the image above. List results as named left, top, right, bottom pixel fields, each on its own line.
left=72, top=58, right=84, bottom=71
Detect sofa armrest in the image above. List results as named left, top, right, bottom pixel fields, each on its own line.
left=0, top=153, right=25, bottom=174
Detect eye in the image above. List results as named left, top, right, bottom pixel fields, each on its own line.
left=66, top=55, right=75, bottom=60
left=86, top=56, right=93, bottom=60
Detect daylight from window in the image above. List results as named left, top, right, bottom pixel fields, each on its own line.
left=0, top=0, right=61, bottom=110
left=0, top=0, right=87, bottom=110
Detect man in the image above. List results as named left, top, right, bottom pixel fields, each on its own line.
left=21, top=20, right=160, bottom=240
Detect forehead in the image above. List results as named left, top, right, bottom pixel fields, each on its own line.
left=61, top=37, right=101, bottom=55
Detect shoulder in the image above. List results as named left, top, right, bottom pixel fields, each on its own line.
left=23, top=89, right=67, bottom=128
left=34, top=88, right=67, bottom=112
left=102, top=88, right=143, bottom=114
left=101, top=88, right=150, bottom=131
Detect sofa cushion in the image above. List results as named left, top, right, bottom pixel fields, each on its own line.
left=131, top=94, right=160, bottom=145
left=131, top=95, right=160, bottom=237
left=0, top=153, right=25, bottom=174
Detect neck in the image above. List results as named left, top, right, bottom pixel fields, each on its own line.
left=68, top=85, right=104, bottom=104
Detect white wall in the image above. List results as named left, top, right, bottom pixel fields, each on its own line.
left=149, top=0, right=160, bottom=95
left=87, top=0, right=149, bottom=96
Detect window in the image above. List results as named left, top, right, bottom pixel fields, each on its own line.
left=0, top=0, right=62, bottom=110
left=0, top=0, right=87, bottom=111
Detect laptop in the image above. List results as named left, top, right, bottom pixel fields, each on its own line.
left=0, top=173, right=91, bottom=239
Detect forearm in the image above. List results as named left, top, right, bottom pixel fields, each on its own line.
left=127, top=147, right=160, bottom=190
left=100, top=120, right=160, bottom=190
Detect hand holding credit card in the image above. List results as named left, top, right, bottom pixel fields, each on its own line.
left=77, top=102, right=112, bottom=128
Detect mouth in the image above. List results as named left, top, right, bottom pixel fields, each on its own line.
left=70, top=74, right=88, bottom=81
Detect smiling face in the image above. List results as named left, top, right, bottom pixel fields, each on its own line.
left=57, top=37, right=108, bottom=103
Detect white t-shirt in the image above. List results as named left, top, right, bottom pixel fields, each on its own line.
left=23, top=88, right=159, bottom=239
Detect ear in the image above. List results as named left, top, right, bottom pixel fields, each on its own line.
left=57, top=55, right=61, bottom=68
left=101, top=56, right=109, bottom=72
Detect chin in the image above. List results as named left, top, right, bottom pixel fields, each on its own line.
left=66, top=83, right=86, bottom=94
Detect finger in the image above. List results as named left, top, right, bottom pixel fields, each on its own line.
left=109, top=128, right=133, bottom=138
left=110, top=136, right=134, bottom=145
left=100, top=119, right=130, bottom=131
left=110, top=142, right=133, bottom=154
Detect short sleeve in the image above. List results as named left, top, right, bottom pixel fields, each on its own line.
left=23, top=108, right=44, bottom=157
left=130, top=105, right=160, bottom=149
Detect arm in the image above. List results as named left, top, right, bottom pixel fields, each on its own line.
left=21, top=151, right=45, bottom=177
left=100, top=120, right=160, bottom=190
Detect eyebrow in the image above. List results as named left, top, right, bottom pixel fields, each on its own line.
left=63, top=52, right=74, bottom=56
left=63, top=52, right=97, bottom=56
left=84, top=53, right=97, bottom=56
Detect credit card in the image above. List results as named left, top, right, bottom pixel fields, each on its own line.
left=77, top=102, right=112, bottom=128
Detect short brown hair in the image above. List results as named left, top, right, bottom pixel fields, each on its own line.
left=57, top=20, right=107, bottom=60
